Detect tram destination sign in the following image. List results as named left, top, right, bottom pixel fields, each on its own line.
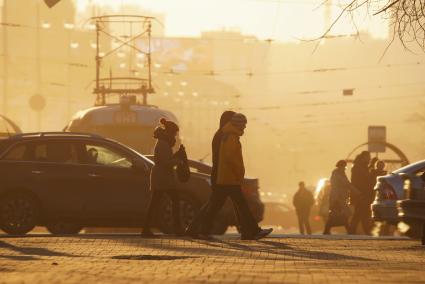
left=114, top=111, right=137, bottom=124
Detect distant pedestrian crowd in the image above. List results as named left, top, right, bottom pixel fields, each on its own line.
left=293, top=152, right=387, bottom=235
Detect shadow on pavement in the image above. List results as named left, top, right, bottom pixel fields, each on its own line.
left=0, top=240, right=76, bottom=258
left=111, top=255, right=198, bottom=261
left=0, top=255, right=39, bottom=261
left=257, top=240, right=373, bottom=261
left=0, top=235, right=376, bottom=262
left=188, top=238, right=374, bottom=261
left=108, top=236, right=375, bottom=262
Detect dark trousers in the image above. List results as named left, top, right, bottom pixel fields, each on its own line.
left=323, top=220, right=350, bottom=235
left=296, top=210, right=312, bottom=235
left=186, top=189, right=242, bottom=235
left=199, top=185, right=260, bottom=236
left=349, top=201, right=371, bottom=235
left=323, top=203, right=350, bottom=235
left=143, top=189, right=182, bottom=234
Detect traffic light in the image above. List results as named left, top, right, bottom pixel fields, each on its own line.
left=44, top=0, right=61, bottom=8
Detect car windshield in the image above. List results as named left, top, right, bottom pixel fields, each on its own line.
left=392, top=159, right=425, bottom=174
left=108, top=139, right=154, bottom=166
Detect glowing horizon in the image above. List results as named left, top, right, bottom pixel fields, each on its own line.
left=76, top=0, right=389, bottom=42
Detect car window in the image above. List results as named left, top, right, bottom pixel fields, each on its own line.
left=33, top=142, right=78, bottom=164
left=83, top=144, right=133, bottom=168
left=2, top=143, right=29, bottom=161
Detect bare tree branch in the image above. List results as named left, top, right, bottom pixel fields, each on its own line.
left=373, top=0, right=401, bottom=15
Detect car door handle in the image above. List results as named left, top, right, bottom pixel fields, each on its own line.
left=31, top=170, right=44, bottom=175
left=88, top=173, right=100, bottom=178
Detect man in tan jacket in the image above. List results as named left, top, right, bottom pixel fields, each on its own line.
left=216, top=117, right=246, bottom=186
left=200, top=113, right=272, bottom=240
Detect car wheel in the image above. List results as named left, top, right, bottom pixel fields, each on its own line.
left=0, top=193, right=39, bottom=235
left=46, top=221, right=82, bottom=235
left=157, top=193, right=200, bottom=234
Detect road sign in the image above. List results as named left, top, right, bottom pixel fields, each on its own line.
left=343, top=89, right=354, bottom=96
left=368, top=126, right=386, bottom=152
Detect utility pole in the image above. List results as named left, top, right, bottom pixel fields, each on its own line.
left=145, top=19, right=152, bottom=105
left=2, top=0, right=8, bottom=115
left=36, top=1, right=42, bottom=130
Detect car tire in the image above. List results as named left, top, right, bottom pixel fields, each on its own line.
left=46, top=221, right=82, bottom=235
left=157, top=193, right=200, bottom=234
left=0, top=192, right=39, bottom=235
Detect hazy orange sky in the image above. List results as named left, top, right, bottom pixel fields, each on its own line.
left=77, top=0, right=389, bottom=41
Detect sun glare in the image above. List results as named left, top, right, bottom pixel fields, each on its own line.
left=76, top=0, right=388, bottom=41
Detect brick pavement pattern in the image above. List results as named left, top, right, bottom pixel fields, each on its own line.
left=0, top=234, right=424, bottom=284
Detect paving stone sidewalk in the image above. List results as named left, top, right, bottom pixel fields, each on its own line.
left=0, top=234, right=424, bottom=284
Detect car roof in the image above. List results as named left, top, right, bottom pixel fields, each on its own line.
left=1, top=131, right=155, bottom=165
left=9, top=132, right=103, bottom=140
left=393, top=159, right=425, bottom=174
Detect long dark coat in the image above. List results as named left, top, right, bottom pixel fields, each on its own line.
left=293, top=189, right=314, bottom=215
left=329, top=168, right=351, bottom=209
left=150, top=128, right=180, bottom=191
left=351, top=157, right=370, bottom=204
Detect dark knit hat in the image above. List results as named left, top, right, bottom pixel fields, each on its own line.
left=159, top=118, right=179, bottom=132
left=220, top=111, right=236, bottom=128
left=336, top=160, right=347, bottom=168
left=231, top=113, right=247, bottom=127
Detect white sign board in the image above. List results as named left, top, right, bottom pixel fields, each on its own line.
left=368, top=126, right=386, bottom=153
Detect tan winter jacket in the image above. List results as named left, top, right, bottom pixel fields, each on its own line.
left=216, top=122, right=245, bottom=185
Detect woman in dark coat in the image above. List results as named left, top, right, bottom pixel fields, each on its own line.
left=323, top=160, right=353, bottom=235
left=142, top=118, right=184, bottom=237
left=349, top=151, right=372, bottom=235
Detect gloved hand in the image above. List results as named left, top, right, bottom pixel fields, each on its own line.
left=178, top=145, right=188, bottom=160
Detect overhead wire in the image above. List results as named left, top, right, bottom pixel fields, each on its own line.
left=234, top=92, right=425, bottom=110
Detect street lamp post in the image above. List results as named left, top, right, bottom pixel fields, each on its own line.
left=2, top=0, right=9, bottom=115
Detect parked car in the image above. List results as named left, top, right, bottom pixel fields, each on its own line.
left=397, top=171, right=425, bottom=244
left=0, top=132, right=234, bottom=235
left=372, top=160, right=425, bottom=225
left=261, top=202, right=298, bottom=230
left=145, top=155, right=265, bottom=224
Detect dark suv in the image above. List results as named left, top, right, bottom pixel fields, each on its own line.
left=0, top=132, right=236, bottom=235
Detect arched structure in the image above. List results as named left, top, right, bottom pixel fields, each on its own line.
left=346, top=141, right=410, bottom=167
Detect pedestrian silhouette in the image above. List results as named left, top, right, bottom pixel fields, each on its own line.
left=349, top=151, right=372, bottom=235
left=185, top=111, right=240, bottom=236
left=369, top=160, right=387, bottom=190
left=323, top=160, right=354, bottom=235
left=189, top=112, right=272, bottom=240
left=142, top=118, right=185, bottom=237
left=293, top=181, right=314, bottom=235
